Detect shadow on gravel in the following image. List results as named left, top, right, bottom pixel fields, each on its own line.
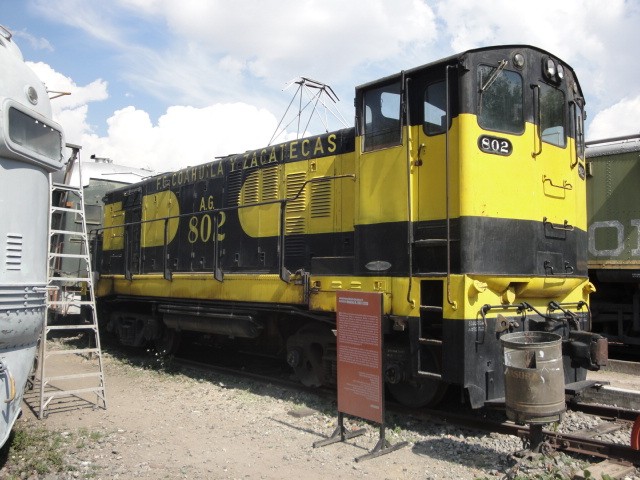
left=100, top=333, right=322, bottom=405
left=99, top=333, right=521, bottom=471
left=0, top=431, right=12, bottom=468
left=269, top=417, right=370, bottom=454
left=412, top=435, right=515, bottom=471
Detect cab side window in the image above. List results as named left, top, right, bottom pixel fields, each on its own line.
left=363, top=82, right=402, bottom=151
left=540, top=83, right=566, bottom=147
left=424, top=81, right=447, bottom=135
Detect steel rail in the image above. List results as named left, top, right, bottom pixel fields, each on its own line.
left=404, top=407, right=639, bottom=466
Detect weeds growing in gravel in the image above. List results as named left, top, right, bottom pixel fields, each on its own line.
left=145, top=348, right=179, bottom=373
left=0, top=422, right=105, bottom=479
left=0, top=424, right=70, bottom=478
left=474, top=451, right=596, bottom=480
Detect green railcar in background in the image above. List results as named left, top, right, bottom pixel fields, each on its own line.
left=587, top=134, right=640, bottom=346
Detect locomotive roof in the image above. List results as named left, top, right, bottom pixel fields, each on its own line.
left=355, top=44, right=583, bottom=98
left=104, top=126, right=356, bottom=196
left=54, top=158, right=156, bottom=188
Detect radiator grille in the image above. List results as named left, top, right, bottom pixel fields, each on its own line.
left=285, top=172, right=306, bottom=234
left=225, top=170, right=243, bottom=207
left=310, top=181, right=332, bottom=218
left=262, top=166, right=278, bottom=200
left=242, top=173, right=260, bottom=204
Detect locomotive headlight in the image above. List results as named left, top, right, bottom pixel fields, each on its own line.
left=578, top=162, right=586, bottom=180
left=513, top=53, right=525, bottom=69
left=556, top=64, right=565, bottom=81
left=544, top=57, right=556, bottom=79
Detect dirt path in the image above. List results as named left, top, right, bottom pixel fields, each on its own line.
left=11, top=351, right=494, bottom=479
left=2, top=349, right=638, bottom=479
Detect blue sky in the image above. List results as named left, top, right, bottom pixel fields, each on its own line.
left=2, top=0, right=640, bottom=172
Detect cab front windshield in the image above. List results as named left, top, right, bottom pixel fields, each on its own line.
left=477, top=64, right=523, bottom=134
left=477, top=62, right=567, bottom=148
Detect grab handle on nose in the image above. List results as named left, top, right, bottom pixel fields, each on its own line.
left=0, top=363, right=16, bottom=404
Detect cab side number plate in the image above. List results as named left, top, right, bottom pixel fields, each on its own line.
left=478, top=135, right=512, bottom=156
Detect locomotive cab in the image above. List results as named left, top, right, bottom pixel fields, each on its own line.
left=350, top=45, right=605, bottom=407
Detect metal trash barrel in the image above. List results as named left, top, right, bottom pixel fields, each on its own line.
left=501, top=331, right=565, bottom=425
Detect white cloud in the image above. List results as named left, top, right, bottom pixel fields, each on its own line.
left=35, top=0, right=640, bottom=140
left=24, top=59, right=280, bottom=172
left=587, top=96, right=640, bottom=141
left=23, top=0, right=640, bottom=169
left=56, top=105, right=93, bottom=145
left=32, top=0, right=127, bottom=47
left=141, top=0, right=436, bottom=68
left=23, top=0, right=438, bottom=149
left=33, top=0, right=438, bottom=109
left=12, top=29, right=54, bottom=51
left=434, top=0, right=617, bottom=60
left=26, top=58, right=317, bottom=175
left=26, top=61, right=108, bottom=113
left=79, top=103, right=280, bottom=173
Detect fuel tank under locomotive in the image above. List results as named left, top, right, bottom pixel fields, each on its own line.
left=107, top=304, right=264, bottom=348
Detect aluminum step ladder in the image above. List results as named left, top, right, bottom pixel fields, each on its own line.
left=38, top=145, right=107, bottom=419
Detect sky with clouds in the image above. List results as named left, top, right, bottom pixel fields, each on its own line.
left=2, top=0, right=640, bottom=173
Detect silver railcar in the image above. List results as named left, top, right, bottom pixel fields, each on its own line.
left=0, top=25, right=64, bottom=447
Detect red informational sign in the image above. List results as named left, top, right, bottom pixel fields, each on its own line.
left=336, top=291, right=383, bottom=424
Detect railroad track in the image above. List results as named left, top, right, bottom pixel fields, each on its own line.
left=168, top=354, right=640, bottom=467
left=418, top=405, right=639, bottom=466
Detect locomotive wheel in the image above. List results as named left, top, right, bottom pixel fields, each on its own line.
left=286, top=323, right=334, bottom=387
left=154, top=327, right=181, bottom=355
left=388, top=346, right=448, bottom=408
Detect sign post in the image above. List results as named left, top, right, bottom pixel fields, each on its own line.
left=313, top=291, right=407, bottom=461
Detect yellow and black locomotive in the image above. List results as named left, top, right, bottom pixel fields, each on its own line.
left=95, top=45, right=606, bottom=408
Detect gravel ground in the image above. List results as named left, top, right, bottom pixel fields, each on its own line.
left=0, top=348, right=639, bottom=479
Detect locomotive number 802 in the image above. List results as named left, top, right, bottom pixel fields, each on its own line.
left=95, top=45, right=606, bottom=408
